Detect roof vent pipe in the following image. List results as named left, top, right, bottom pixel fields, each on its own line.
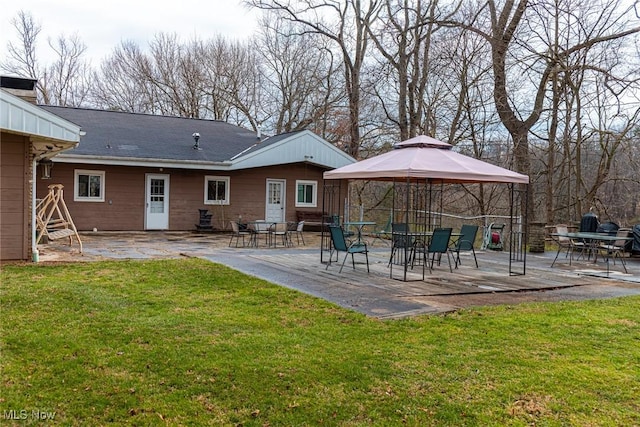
left=192, top=132, right=201, bottom=150
left=256, top=126, right=261, bottom=141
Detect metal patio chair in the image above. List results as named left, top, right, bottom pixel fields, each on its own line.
left=597, top=228, right=632, bottom=273
left=326, top=225, right=369, bottom=273
left=229, top=221, right=254, bottom=247
left=294, top=220, right=305, bottom=245
left=550, top=224, right=584, bottom=266
left=451, top=224, right=479, bottom=268
left=388, top=222, right=415, bottom=266
left=414, top=227, right=453, bottom=273
left=269, top=222, right=292, bottom=247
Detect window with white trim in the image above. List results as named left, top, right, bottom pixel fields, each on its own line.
left=295, top=180, right=317, bottom=207
left=204, top=176, right=230, bottom=205
left=74, top=170, right=105, bottom=202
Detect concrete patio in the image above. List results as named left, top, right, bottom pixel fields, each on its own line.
left=35, top=231, right=640, bottom=319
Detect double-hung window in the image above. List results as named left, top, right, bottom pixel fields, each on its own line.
left=74, top=170, right=105, bottom=202
left=295, top=180, right=317, bottom=208
left=204, top=176, right=230, bottom=205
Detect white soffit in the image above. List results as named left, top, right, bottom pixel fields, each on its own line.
left=0, top=89, right=81, bottom=144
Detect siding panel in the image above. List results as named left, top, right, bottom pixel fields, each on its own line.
left=37, top=162, right=328, bottom=232
left=1, top=132, right=29, bottom=260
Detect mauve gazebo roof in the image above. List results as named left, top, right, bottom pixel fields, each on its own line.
left=323, top=135, right=529, bottom=184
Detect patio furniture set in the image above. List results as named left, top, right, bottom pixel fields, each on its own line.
left=229, top=220, right=305, bottom=248
left=325, top=222, right=479, bottom=279
left=550, top=224, right=635, bottom=275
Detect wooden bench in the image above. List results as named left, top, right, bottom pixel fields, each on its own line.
left=296, top=211, right=328, bottom=231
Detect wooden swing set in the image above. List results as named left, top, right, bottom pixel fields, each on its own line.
left=36, top=184, right=83, bottom=252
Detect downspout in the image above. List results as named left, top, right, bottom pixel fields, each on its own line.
left=31, top=157, right=39, bottom=262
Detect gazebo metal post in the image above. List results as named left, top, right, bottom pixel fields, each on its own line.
left=508, top=183, right=529, bottom=275
left=321, top=179, right=343, bottom=263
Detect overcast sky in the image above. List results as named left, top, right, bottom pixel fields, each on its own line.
left=0, top=0, right=259, bottom=66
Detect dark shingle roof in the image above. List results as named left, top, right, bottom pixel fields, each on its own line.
left=40, top=106, right=261, bottom=163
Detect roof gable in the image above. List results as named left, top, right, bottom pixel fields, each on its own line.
left=230, top=130, right=355, bottom=170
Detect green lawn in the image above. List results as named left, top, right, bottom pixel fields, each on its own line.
left=1, top=258, right=638, bottom=426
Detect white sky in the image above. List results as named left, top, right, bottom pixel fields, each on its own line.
left=0, top=0, right=260, bottom=65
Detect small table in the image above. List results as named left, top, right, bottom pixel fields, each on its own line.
left=344, top=221, right=376, bottom=245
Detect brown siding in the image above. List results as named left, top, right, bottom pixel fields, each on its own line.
left=36, top=162, right=329, bottom=232
left=1, top=132, right=30, bottom=260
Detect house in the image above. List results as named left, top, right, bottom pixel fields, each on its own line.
left=0, top=77, right=82, bottom=261
left=36, top=106, right=355, bottom=232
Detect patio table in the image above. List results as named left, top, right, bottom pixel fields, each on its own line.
left=551, top=232, right=633, bottom=275
left=344, top=221, right=376, bottom=245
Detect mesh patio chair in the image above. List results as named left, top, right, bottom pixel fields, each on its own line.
left=326, top=225, right=369, bottom=273
left=388, top=222, right=414, bottom=266
left=451, top=224, right=479, bottom=268
left=597, top=228, right=632, bottom=273
left=414, top=228, right=453, bottom=273
left=269, top=222, right=292, bottom=247
left=294, top=221, right=305, bottom=245
left=252, top=220, right=271, bottom=247
left=550, top=224, right=585, bottom=266
left=229, top=221, right=254, bottom=247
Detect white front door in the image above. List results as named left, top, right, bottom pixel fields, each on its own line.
left=145, top=174, right=169, bottom=230
left=265, top=179, right=285, bottom=222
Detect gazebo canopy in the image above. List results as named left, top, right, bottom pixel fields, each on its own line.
left=323, top=135, right=529, bottom=184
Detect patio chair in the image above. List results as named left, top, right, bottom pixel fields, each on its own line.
left=451, top=224, right=479, bottom=268
left=326, top=225, right=369, bottom=273
left=414, top=228, right=453, bottom=273
left=597, top=228, right=632, bottom=273
left=229, top=221, right=254, bottom=247
left=388, top=222, right=415, bottom=266
left=550, top=224, right=581, bottom=266
left=252, top=220, right=271, bottom=247
left=293, top=221, right=305, bottom=245
left=269, top=222, right=292, bottom=247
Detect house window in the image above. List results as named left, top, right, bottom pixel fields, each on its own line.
left=74, top=170, right=105, bottom=202
left=296, top=180, right=317, bottom=207
left=204, top=176, right=230, bottom=205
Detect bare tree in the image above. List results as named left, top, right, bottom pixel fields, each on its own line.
left=253, top=15, right=344, bottom=135
left=2, top=11, right=40, bottom=80
left=39, top=34, right=91, bottom=106
left=2, top=10, right=91, bottom=106
left=367, top=0, right=459, bottom=140
left=522, top=0, right=640, bottom=224
left=440, top=0, right=640, bottom=222
left=90, top=41, right=160, bottom=113
left=246, top=0, right=383, bottom=158
left=201, top=36, right=263, bottom=130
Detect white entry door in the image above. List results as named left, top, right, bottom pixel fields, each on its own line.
left=145, top=174, right=169, bottom=230
left=265, top=179, right=285, bottom=222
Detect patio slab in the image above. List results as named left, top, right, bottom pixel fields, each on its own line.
left=33, top=231, right=640, bottom=318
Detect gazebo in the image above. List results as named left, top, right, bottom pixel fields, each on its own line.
left=322, top=135, right=530, bottom=280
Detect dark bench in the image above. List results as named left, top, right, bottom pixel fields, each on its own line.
left=296, top=211, right=328, bottom=231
